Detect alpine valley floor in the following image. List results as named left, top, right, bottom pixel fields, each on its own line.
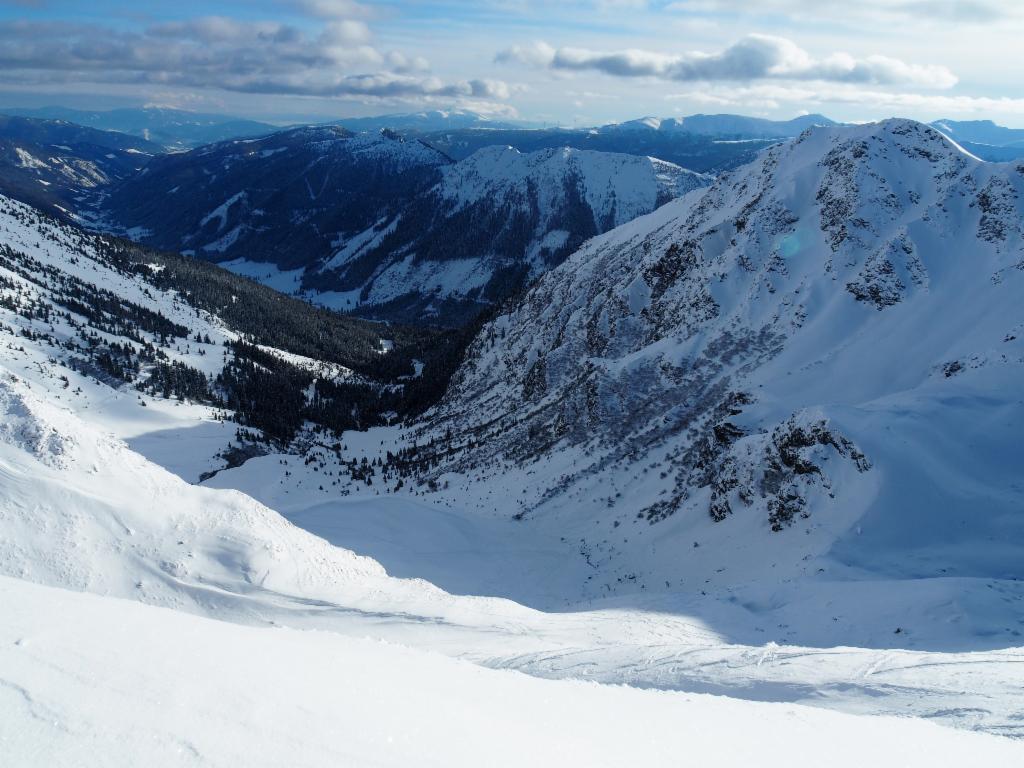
left=2, top=120, right=1024, bottom=764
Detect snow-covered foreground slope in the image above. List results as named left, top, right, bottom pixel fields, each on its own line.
left=0, top=378, right=411, bottom=617
left=5, top=575, right=1022, bottom=768
left=2, top=360, right=1023, bottom=741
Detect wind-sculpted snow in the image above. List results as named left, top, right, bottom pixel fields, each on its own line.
left=6, top=576, right=1023, bottom=768
left=0, top=373, right=404, bottom=610
left=425, top=119, right=1024, bottom=588
left=0, top=385, right=74, bottom=468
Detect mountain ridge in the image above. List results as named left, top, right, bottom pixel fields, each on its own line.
left=0, top=115, right=157, bottom=219
left=312, top=143, right=710, bottom=323
left=409, top=117, right=1024, bottom=601
left=0, top=105, right=277, bottom=149
left=2, top=119, right=1024, bottom=753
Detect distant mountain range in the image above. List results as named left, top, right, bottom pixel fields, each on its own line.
left=4, top=105, right=1023, bottom=160
left=2, top=106, right=1024, bottom=326
left=602, top=113, right=837, bottom=138
left=418, top=126, right=776, bottom=174
left=930, top=119, right=1024, bottom=147
left=412, top=113, right=833, bottom=171
left=103, top=126, right=708, bottom=324
left=0, top=115, right=157, bottom=218
left=334, top=110, right=835, bottom=140
left=0, top=106, right=277, bottom=150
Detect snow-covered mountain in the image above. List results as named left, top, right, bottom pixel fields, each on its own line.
left=104, top=125, right=449, bottom=271
left=316, top=145, right=709, bottom=323
left=3, top=127, right=1024, bottom=762
left=417, top=119, right=1024, bottom=605
left=1, top=105, right=277, bottom=150
left=604, top=113, right=838, bottom=138
left=105, top=128, right=707, bottom=324
left=0, top=115, right=156, bottom=218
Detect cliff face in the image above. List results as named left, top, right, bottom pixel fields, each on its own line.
left=418, top=119, right=1024, bottom=593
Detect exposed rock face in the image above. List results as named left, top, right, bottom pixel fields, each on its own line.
left=419, top=119, right=1024, bottom=547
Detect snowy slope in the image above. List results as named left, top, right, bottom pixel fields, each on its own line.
left=2, top=303, right=1023, bottom=741
left=0, top=378, right=396, bottom=610
left=2, top=183, right=1024, bottom=753
left=0, top=115, right=156, bottom=219
left=5, top=575, right=1022, bottom=768
left=414, top=119, right=1024, bottom=610
left=104, top=125, right=706, bottom=324
left=104, top=126, right=448, bottom=272
left=323, top=145, right=710, bottom=323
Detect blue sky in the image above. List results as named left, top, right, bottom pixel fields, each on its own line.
left=1, top=0, right=1022, bottom=126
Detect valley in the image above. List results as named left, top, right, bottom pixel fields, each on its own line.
left=0, top=108, right=1022, bottom=765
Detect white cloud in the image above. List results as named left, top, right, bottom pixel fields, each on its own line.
left=319, top=20, right=373, bottom=45
left=289, top=0, right=374, bottom=20
left=448, top=99, right=520, bottom=118
left=495, top=42, right=556, bottom=68
left=498, top=34, right=957, bottom=89
left=385, top=51, right=430, bottom=74
left=0, top=18, right=512, bottom=105
left=664, top=83, right=1024, bottom=116
left=663, top=0, right=1024, bottom=26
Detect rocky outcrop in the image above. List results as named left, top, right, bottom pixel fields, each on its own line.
left=418, top=119, right=1024, bottom=545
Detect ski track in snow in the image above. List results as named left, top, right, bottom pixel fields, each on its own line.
left=2, top=118, right=1024, bottom=763
left=0, top=342, right=1021, bottom=745
left=6, top=576, right=1021, bottom=768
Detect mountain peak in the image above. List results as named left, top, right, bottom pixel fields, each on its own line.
left=427, top=116, right=1024, bottom=588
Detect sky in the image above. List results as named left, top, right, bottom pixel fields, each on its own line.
left=0, top=0, right=1023, bottom=127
